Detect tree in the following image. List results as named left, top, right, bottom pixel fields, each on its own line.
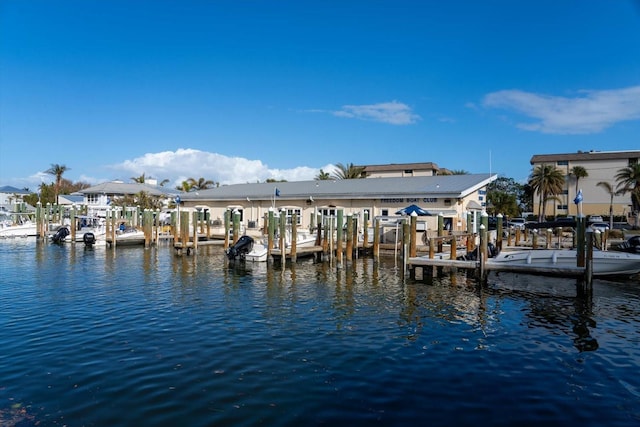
left=332, top=162, right=365, bottom=180
left=187, top=177, right=216, bottom=190
left=596, top=181, right=623, bottom=229
left=45, top=163, right=70, bottom=204
left=111, top=191, right=163, bottom=210
left=569, top=166, right=589, bottom=194
left=450, top=169, right=470, bottom=175
left=176, top=180, right=194, bottom=192
left=528, top=164, right=565, bottom=221
left=315, top=169, right=332, bottom=180
left=487, top=177, right=525, bottom=217
left=615, top=163, right=640, bottom=226
left=131, top=173, right=146, bottom=183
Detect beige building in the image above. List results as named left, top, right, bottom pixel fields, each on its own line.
left=181, top=173, right=497, bottom=235
left=530, top=150, right=640, bottom=220
left=359, top=162, right=442, bottom=178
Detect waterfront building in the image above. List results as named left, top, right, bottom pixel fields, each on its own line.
left=530, top=150, right=640, bottom=220
left=180, top=173, right=497, bottom=235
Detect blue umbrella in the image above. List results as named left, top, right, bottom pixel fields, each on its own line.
left=396, top=204, right=429, bottom=216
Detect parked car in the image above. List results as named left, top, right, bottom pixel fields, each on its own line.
left=508, top=218, right=526, bottom=230
left=588, top=215, right=603, bottom=223
left=589, top=222, right=610, bottom=232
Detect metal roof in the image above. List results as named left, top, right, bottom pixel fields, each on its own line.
left=0, top=185, right=31, bottom=195
left=530, top=150, right=640, bottom=164
left=79, top=181, right=181, bottom=197
left=360, top=162, right=440, bottom=172
left=181, top=174, right=496, bottom=202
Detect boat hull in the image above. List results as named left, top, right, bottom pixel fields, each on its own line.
left=489, top=249, right=640, bottom=276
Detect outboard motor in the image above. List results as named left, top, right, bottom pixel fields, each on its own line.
left=51, top=226, right=70, bottom=244
left=457, top=242, right=499, bottom=261
left=83, top=232, right=96, bottom=247
left=226, top=235, right=254, bottom=260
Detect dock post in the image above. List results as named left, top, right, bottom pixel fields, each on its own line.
left=409, top=212, right=417, bottom=258
left=437, top=213, right=444, bottom=253
left=576, top=216, right=586, bottom=267
left=267, top=208, right=275, bottom=263
left=279, top=209, right=286, bottom=264
left=585, top=229, right=594, bottom=289
left=345, top=214, right=353, bottom=263
left=496, top=213, right=503, bottom=252
left=315, top=217, right=323, bottom=262
left=363, top=210, right=369, bottom=250
left=336, top=209, right=343, bottom=268
left=450, top=235, right=457, bottom=260
left=532, top=230, right=538, bottom=249
left=70, top=205, right=77, bottom=244
left=546, top=229, right=552, bottom=249
left=373, top=218, right=380, bottom=263
left=291, top=213, right=298, bottom=262
left=402, top=220, right=410, bottom=276
left=479, top=224, right=487, bottom=283
left=224, top=209, right=230, bottom=250
left=232, top=209, right=240, bottom=244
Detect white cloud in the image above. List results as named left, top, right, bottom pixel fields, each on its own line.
left=483, top=86, right=640, bottom=134
left=108, top=148, right=322, bottom=186
left=333, top=101, right=420, bottom=125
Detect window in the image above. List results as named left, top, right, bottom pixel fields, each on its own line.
left=87, top=194, right=99, bottom=204
left=557, top=204, right=568, bottom=210
left=381, top=209, right=389, bottom=216
left=319, top=208, right=336, bottom=217
left=285, top=208, right=302, bottom=225
left=557, top=160, right=568, bottom=166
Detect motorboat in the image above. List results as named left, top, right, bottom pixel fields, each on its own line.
left=487, top=248, right=640, bottom=276
left=49, top=216, right=106, bottom=245
left=108, top=226, right=146, bottom=247
left=226, top=231, right=318, bottom=262
left=0, top=211, right=38, bottom=238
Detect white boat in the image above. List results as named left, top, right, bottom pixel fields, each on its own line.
left=227, top=231, right=318, bottom=262
left=487, top=249, right=640, bottom=276
left=245, top=242, right=268, bottom=262
left=0, top=211, right=38, bottom=238
left=108, top=226, right=146, bottom=246
left=50, top=216, right=106, bottom=245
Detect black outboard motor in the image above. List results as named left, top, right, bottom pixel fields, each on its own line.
left=83, top=232, right=96, bottom=247
left=51, top=226, right=70, bottom=244
left=226, top=235, right=254, bottom=260
left=457, top=242, right=499, bottom=261
left=617, top=235, right=640, bottom=253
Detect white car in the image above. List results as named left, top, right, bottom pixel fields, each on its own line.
left=589, top=222, right=609, bottom=232
left=588, top=215, right=604, bottom=223
left=509, top=218, right=526, bottom=230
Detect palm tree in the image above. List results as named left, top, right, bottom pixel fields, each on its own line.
left=569, top=166, right=588, bottom=215
left=569, top=166, right=589, bottom=194
left=596, top=181, right=623, bottom=229
left=131, top=173, right=146, bottom=183
left=332, top=163, right=365, bottom=180
left=528, top=164, right=565, bottom=221
left=315, top=169, right=332, bottom=180
left=450, top=169, right=470, bottom=175
left=45, top=163, right=70, bottom=204
left=187, top=177, right=216, bottom=190
left=615, top=163, right=640, bottom=226
left=176, top=180, right=193, bottom=192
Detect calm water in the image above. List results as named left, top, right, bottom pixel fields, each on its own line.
left=0, top=239, right=639, bottom=427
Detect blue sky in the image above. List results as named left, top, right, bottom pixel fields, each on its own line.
left=1, top=0, right=640, bottom=190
